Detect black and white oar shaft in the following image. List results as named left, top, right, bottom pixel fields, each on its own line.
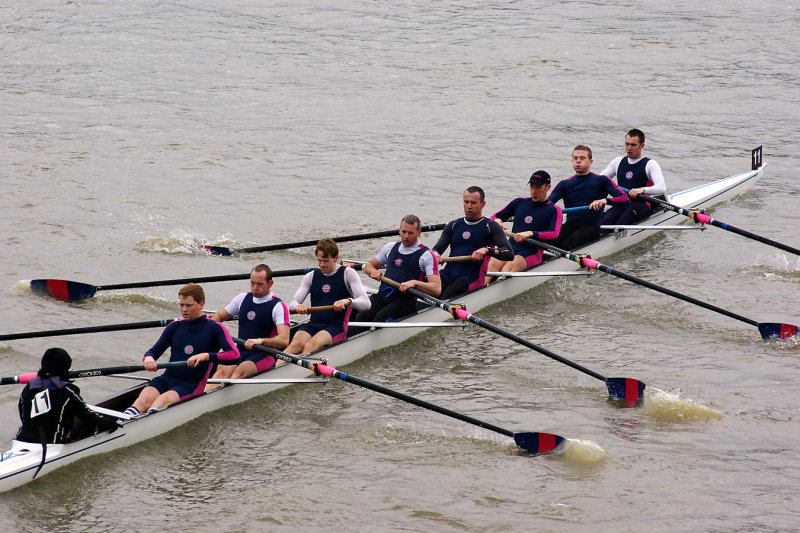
left=0, top=319, right=176, bottom=341
left=0, top=361, right=187, bottom=386
left=28, top=266, right=317, bottom=302
left=234, top=337, right=566, bottom=455
left=633, top=191, right=800, bottom=257
left=202, top=223, right=448, bottom=256
left=379, top=277, right=645, bottom=407
left=520, top=235, right=799, bottom=341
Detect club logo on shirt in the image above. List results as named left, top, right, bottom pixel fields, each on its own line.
left=462, top=231, right=471, bottom=240
left=625, top=171, right=634, bottom=179
left=322, top=283, right=331, bottom=293
left=394, top=259, right=403, bottom=267
left=524, top=215, right=533, bottom=224
left=184, top=345, right=194, bottom=355
left=247, top=311, right=256, bottom=320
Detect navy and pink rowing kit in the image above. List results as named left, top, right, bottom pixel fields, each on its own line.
left=144, top=315, right=239, bottom=397
left=547, top=172, right=629, bottom=226
left=492, top=198, right=562, bottom=267
left=435, top=217, right=513, bottom=289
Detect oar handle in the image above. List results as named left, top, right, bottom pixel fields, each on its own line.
left=439, top=255, right=474, bottom=263
left=562, top=205, right=591, bottom=213
left=1, top=361, right=187, bottom=386
left=289, top=305, right=337, bottom=314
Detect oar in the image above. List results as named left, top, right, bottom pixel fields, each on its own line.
left=440, top=255, right=474, bottom=263
left=290, top=305, right=336, bottom=314
left=233, top=337, right=567, bottom=454
left=202, top=223, right=448, bottom=256
left=513, top=232, right=800, bottom=341
left=379, top=277, right=645, bottom=406
left=0, top=319, right=178, bottom=341
left=626, top=189, right=800, bottom=257
left=28, top=266, right=315, bottom=302
left=562, top=205, right=591, bottom=213
left=0, top=361, right=187, bottom=386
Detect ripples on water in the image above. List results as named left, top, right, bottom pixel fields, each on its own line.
left=1, top=0, right=799, bottom=531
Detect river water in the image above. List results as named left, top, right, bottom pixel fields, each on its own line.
left=1, top=1, right=799, bottom=531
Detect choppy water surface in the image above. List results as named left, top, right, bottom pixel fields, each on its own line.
left=1, top=1, right=799, bottom=531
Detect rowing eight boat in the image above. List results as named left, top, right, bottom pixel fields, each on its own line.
left=0, top=148, right=765, bottom=492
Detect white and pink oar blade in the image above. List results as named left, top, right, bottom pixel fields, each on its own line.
left=758, top=323, right=799, bottom=341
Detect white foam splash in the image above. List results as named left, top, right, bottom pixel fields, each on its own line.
left=642, top=388, right=724, bottom=422
left=558, top=438, right=609, bottom=465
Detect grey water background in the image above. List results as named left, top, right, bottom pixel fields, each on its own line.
left=1, top=1, right=799, bottom=531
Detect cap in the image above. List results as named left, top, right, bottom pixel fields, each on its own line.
left=39, top=347, right=72, bottom=378
left=528, top=170, right=551, bottom=185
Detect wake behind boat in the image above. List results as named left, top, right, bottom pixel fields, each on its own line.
left=0, top=148, right=765, bottom=492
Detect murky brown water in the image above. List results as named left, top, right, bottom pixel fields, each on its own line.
left=1, top=1, right=799, bottom=531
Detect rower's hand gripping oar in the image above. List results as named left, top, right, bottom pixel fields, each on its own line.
left=27, top=267, right=318, bottom=302
left=232, top=337, right=567, bottom=455
left=201, top=223, right=448, bottom=256
left=0, top=361, right=188, bottom=386
left=511, top=232, right=800, bottom=341
left=379, top=277, right=645, bottom=406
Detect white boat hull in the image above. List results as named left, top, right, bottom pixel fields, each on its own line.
left=0, top=163, right=764, bottom=492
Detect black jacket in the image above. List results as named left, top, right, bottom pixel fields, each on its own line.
left=16, top=377, right=118, bottom=444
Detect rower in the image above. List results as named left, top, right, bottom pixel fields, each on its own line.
left=123, top=283, right=239, bottom=417
left=547, top=145, right=630, bottom=250
left=205, top=264, right=290, bottom=391
left=16, top=348, right=119, bottom=445
left=350, top=215, right=441, bottom=333
left=487, top=171, right=561, bottom=276
left=431, top=186, right=513, bottom=298
left=285, top=238, right=370, bottom=354
left=599, top=128, right=667, bottom=231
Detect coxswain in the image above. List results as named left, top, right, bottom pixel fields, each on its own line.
left=16, top=348, right=119, bottom=445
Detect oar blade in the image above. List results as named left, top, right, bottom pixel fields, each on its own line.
left=513, top=432, right=566, bottom=454
left=605, top=377, right=646, bottom=407
left=30, top=279, right=97, bottom=301
left=199, top=244, right=233, bottom=256
left=758, top=322, right=800, bottom=341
